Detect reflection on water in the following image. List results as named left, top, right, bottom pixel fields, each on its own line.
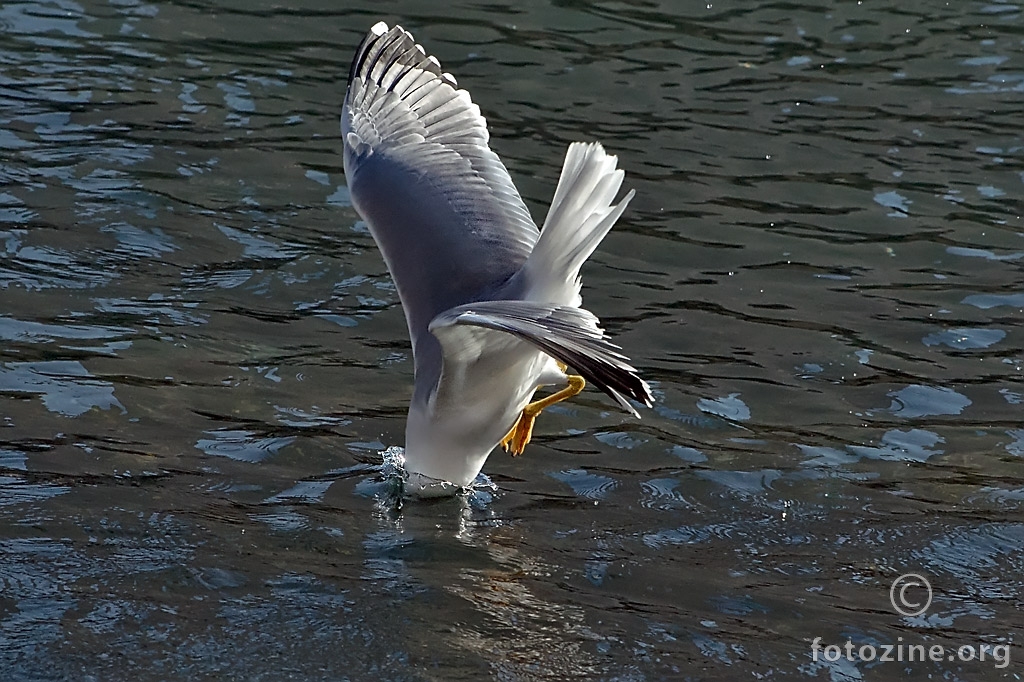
left=2, top=0, right=1022, bottom=679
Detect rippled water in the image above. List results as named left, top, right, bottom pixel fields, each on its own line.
left=2, top=1, right=1022, bottom=679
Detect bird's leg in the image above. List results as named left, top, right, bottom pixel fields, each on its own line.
left=500, top=374, right=586, bottom=456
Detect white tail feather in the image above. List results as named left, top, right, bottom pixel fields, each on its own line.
left=522, top=142, right=635, bottom=304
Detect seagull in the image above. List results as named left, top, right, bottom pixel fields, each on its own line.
left=341, top=22, right=653, bottom=496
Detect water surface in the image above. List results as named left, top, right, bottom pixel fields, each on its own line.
left=1, top=0, right=1022, bottom=679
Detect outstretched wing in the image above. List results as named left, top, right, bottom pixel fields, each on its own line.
left=342, top=22, right=539, bottom=347
left=430, top=300, right=653, bottom=416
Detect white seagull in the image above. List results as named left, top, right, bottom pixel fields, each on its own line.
left=341, top=22, right=653, bottom=496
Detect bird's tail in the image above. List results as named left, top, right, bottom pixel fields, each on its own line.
left=520, top=142, right=635, bottom=304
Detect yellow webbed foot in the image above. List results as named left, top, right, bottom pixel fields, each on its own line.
left=500, top=411, right=535, bottom=457
left=499, top=375, right=586, bottom=457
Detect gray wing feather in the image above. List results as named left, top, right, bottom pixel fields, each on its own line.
left=430, top=300, right=653, bottom=417
left=343, top=24, right=539, bottom=339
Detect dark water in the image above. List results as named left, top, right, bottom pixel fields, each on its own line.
left=2, top=0, right=1022, bottom=679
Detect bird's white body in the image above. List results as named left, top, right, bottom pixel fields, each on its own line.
left=342, top=23, right=652, bottom=496
left=404, top=342, right=562, bottom=495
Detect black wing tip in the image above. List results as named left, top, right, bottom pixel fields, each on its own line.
left=541, top=306, right=652, bottom=410
left=575, top=358, right=653, bottom=415
left=349, top=22, right=451, bottom=90
left=631, top=376, right=655, bottom=408
left=349, top=22, right=404, bottom=86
